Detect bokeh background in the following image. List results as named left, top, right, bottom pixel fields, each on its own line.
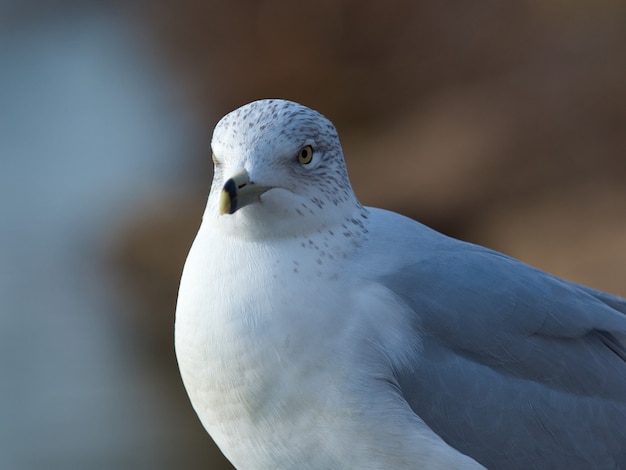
left=1, top=1, right=625, bottom=468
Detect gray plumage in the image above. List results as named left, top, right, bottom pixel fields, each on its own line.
left=176, top=99, right=626, bottom=469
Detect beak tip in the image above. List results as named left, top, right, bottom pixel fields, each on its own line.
left=218, top=169, right=270, bottom=216
left=219, top=174, right=241, bottom=215
left=219, top=189, right=233, bottom=215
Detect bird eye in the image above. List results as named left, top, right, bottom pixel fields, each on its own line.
left=297, top=145, right=314, bottom=165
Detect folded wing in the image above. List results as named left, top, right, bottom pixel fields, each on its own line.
left=371, top=213, right=626, bottom=468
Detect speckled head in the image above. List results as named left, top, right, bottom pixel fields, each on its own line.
left=206, top=99, right=361, bottom=238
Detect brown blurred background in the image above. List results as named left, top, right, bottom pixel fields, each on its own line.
left=1, top=0, right=624, bottom=468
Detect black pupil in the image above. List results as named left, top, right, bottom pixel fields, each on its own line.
left=302, top=149, right=308, bottom=159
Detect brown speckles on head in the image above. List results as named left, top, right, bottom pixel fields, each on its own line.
left=208, top=99, right=364, bottom=238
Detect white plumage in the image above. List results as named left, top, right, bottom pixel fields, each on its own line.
left=176, top=99, right=626, bottom=469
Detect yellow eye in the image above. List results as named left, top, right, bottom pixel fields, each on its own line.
left=297, top=145, right=314, bottom=165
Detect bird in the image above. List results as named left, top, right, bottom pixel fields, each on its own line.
left=175, top=99, right=626, bottom=469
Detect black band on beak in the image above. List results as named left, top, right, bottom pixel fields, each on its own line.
left=222, top=177, right=238, bottom=214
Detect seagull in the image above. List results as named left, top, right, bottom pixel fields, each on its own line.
left=175, top=99, right=626, bottom=469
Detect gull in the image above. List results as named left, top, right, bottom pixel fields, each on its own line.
left=175, top=99, right=626, bottom=469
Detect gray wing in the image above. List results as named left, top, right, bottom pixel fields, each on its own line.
left=382, top=241, right=626, bottom=469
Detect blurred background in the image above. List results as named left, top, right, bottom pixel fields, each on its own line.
left=1, top=0, right=624, bottom=468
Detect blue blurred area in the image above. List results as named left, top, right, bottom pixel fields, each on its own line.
left=0, top=3, right=206, bottom=468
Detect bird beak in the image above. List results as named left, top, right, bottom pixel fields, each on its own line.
left=219, top=169, right=272, bottom=215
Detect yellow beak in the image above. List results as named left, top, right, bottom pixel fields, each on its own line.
left=219, top=169, right=271, bottom=215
